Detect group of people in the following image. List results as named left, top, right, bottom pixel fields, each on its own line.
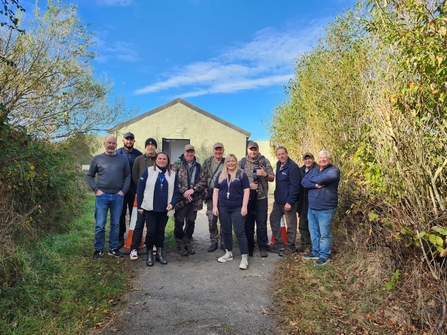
left=87, top=133, right=340, bottom=270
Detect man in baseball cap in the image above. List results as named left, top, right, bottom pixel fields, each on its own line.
left=172, top=143, right=206, bottom=256
left=202, top=142, right=226, bottom=252
left=116, top=132, right=142, bottom=248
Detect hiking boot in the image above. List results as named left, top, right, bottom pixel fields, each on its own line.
left=92, top=249, right=104, bottom=260
left=218, top=249, right=233, bottom=263
left=185, top=238, right=195, bottom=254
left=315, top=257, right=329, bottom=266
left=207, top=243, right=218, bottom=252
left=260, top=249, right=268, bottom=258
left=129, top=249, right=138, bottom=261
left=239, top=254, right=248, bottom=270
left=176, top=238, right=188, bottom=256
left=303, top=252, right=319, bottom=260
left=108, top=249, right=123, bottom=258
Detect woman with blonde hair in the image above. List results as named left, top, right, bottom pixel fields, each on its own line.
left=212, top=154, right=250, bottom=270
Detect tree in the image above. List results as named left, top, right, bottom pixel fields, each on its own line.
left=0, top=0, right=25, bottom=32
left=0, top=0, right=130, bottom=140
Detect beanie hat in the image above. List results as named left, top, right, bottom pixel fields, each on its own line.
left=145, top=138, right=157, bottom=148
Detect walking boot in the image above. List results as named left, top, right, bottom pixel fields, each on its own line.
left=176, top=237, right=188, bottom=256
left=218, top=249, right=233, bottom=263
left=156, top=247, right=167, bottom=265
left=207, top=242, right=218, bottom=252
left=146, top=249, right=154, bottom=267
left=239, top=254, right=249, bottom=270
left=184, top=237, right=195, bottom=254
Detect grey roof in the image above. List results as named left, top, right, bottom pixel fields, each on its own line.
left=111, top=98, right=251, bottom=137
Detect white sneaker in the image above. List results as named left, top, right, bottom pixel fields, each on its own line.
left=218, top=249, right=233, bottom=263
left=129, top=249, right=138, bottom=261
left=239, top=254, right=248, bottom=270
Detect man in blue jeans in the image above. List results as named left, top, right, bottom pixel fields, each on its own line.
left=87, top=135, right=131, bottom=260
left=301, top=150, right=340, bottom=266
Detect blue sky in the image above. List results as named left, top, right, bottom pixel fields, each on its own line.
left=28, top=0, right=357, bottom=140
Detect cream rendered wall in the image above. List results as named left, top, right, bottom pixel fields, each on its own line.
left=114, top=102, right=248, bottom=163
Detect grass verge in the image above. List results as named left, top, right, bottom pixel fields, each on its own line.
left=0, top=194, right=132, bottom=335
left=271, top=237, right=425, bottom=334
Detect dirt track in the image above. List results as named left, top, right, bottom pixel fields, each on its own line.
left=91, top=207, right=281, bottom=335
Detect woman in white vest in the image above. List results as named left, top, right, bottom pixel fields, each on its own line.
left=130, top=152, right=179, bottom=266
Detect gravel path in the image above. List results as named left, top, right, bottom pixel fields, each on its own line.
left=91, top=208, right=281, bottom=335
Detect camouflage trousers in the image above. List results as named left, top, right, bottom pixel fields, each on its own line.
left=205, top=199, right=223, bottom=244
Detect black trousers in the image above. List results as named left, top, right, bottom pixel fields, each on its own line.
left=119, top=188, right=136, bottom=242
left=245, top=191, right=269, bottom=252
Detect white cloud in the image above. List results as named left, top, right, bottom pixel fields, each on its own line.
left=134, top=20, right=326, bottom=97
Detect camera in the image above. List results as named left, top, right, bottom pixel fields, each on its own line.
left=253, top=168, right=259, bottom=184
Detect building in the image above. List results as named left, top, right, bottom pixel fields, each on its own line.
left=111, top=98, right=251, bottom=162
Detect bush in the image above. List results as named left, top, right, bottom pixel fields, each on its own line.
left=0, top=121, right=85, bottom=288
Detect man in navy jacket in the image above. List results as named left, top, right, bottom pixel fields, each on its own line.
left=269, top=146, right=300, bottom=255
left=301, top=150, right=340, bottom=266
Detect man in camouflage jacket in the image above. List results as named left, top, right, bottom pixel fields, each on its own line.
left=171, top=144, right=206, bottom=256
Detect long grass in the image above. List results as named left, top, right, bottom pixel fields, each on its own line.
left=0, top=194, right=132, bottom=335
left=271, top=231, right=426, bottom=334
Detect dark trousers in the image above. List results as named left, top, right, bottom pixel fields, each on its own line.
left=298, top=207, right=311, bottom=247
left=142, top=211, right=169, bottom=249
left=119, top=188, right=135, bottom=242
left=130, top=212, right=145, bottom=251
left=245, top=193, right=269, bottom=252
left=174, top=203, right=197, bottom=240
left=219, top=204, right=248, bottom=254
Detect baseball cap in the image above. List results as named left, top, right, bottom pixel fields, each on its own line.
left=213, top=142, right=224, bottom=149
left=184, top=144, right=195, bottom=151
left=123, top=132, right=135, bottom=139
left=302, top=152, right=314, bottom=160
left=248, top=141, right=259, bottom=149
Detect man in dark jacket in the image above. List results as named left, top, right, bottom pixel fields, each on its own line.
left=296, top=152, right=318, bottom=253
left=301, top=150, right=340, bottom=266
left=172, top=144, right=206, bottom=256
left=116, top=132, right=142, bottom=248
left=269, top=146, right=300, bottom=255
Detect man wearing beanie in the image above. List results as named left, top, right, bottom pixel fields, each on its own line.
left=132, top=138, right=158, bottom=185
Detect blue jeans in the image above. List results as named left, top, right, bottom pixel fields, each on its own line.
left=307, top=208, right=335, bottom=260
left=94, top=192, right=124, bottom=251
left=219, top=204, right=248, bottom=255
